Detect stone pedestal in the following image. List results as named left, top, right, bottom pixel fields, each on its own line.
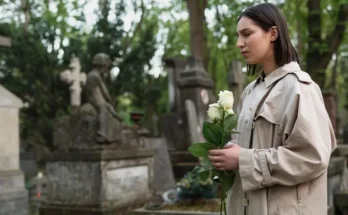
left=0, top=85, right=28, bottom=215
left=40, top=149, right=154, bottom=215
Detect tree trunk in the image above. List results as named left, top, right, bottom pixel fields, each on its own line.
left=306, top=0, right=348, bottom=133
left=186, top=0, right=208, bottom=69
left=21, top=0, right=30, bottom=34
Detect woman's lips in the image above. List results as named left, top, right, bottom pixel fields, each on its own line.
left=241, top=51, right=249, bottom=57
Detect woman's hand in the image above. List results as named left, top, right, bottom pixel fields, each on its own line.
left=208, top=143, right=241, bottom=171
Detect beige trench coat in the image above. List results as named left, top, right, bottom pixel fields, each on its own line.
left=227, top=62, right=336, bottom=215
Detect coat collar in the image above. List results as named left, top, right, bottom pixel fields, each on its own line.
left=261, top=61, right=312, bottom=88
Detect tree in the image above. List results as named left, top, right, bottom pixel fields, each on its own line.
left=306, top=0, right=348, bottom=133
left=186, top=0, right=208, bottom=68
left=307, top=0, right=348, bottom=88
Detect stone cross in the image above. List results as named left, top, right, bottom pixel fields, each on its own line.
left=60, top=57, right=87, bottom=107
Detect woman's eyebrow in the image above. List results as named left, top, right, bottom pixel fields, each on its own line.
left=238, top=28, right=251, bottom=34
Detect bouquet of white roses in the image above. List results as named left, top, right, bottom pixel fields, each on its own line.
left=188, top=90, right=238, bottom=215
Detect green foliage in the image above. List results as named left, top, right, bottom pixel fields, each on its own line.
left=0, top=0, right=163, bottom=150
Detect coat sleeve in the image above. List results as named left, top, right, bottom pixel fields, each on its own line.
left=238, top=83, right=336, bottom=192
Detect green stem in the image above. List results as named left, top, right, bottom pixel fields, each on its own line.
left=220, top=182, right=223, bottom=215
left=220, top=109, right=225, bottom=148
left=224, top=199, right=227, bottom=215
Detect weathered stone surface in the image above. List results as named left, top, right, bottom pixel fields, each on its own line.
left=0, top=109, right=20, bottom=171
left=0, top=190, right=28, bottom=215
left=0, top=171, right=28, bottom=215
left=46, top=161, right=101, bottom=204
left=143, top=137, right=176, bottom=194
left=0, top=170, right=25, bottom=192
left=103, top=165, right=150, bottom=206
left=0, top=85, right=23, bottom=108
left=20, top=151, right=38, bottom=180
left=41, top=149, right=155, bottom=213
left=0, top=85, right=28, bottom=215
left=327, top=157, right=346, bottom=209
left=53, top=112, right=124, bottom=150
left=328, top=157, right=345, bottom=177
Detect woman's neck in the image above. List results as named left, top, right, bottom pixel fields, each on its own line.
left=261, top=58, right=278, bottom=76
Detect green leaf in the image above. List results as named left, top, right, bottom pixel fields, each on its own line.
left=203, top=121, right=222, bottom=144
left=200, top=157, right=213, bottom=168
left=198, top=170, right=210, bottom=182
left=187, top=142, right=217, bottom=157
left=224, top=115, right=238, bottom=132
left=222, top=171, right=236, bottom=192
left=221, top=133, right=230, bottom=147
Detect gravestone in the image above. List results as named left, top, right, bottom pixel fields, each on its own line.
left=0, top=85, right=28, bottom=215
left=142, top=137, right=176, bottom=195
left=227, top=60, right=244, bottom=112
left=40, top=53, right=155, bottom=215
left=161, top=57, right=215, bottom=179
left=20, top=150, right=37, bottom=181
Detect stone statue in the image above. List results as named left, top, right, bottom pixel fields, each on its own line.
left=81, top=53, right=123, bottom=143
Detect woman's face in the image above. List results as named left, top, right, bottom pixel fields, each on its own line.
left=236, top=16, right=274, bottom=65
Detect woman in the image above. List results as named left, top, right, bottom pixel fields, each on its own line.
left=208, top=3, right=336, bottom=215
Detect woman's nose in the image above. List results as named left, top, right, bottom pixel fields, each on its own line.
left=236, top=37, right=245, bottom=49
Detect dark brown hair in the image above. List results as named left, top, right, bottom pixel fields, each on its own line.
left=238, top=3, right=299, bottom=75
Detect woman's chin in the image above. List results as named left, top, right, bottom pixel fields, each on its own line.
left=244, top=58, right=257, bottom=64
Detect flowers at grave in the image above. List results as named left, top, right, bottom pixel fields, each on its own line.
left=187, top=90, right=238, bottom=215
left=176, top=166, right=217, bottom=200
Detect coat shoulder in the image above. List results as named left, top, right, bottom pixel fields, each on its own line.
left=280, top=71, right=322, bottom=100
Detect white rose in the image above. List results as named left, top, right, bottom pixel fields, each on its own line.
left=218, top=90, right=234, bottom=109
left=207, top=103, right=222, bottom=121
left=226, top=108, right=234, bottom=116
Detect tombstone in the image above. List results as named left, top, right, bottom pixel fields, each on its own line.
left=0, top=85, right=28, bottom=215
left=142, top=137, right=176, bottom=195
left=20, top=150, right=38, bottom=181
left=161, top=56, right=215, bottom=179
left=40, top=53, right=155, bottom=215
left=227, top=60, right=244, bottom=112
left=327, top=157, right=346, bottom=213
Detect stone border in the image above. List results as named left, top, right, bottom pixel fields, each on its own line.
left=132, top=208, right=219, bottom=215
left=44, top=149, right=155, bottom=161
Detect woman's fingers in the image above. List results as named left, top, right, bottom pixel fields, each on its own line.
left=212, top=161, right=224, bottom=170
left=208, top=154, right=222, bottom=162
left=209, top=149, right=223, bottom=156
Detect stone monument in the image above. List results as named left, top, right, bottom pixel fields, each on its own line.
left=161, top=56, right=215, bottom=179
left=0, top=85, right=28, bottom=215
left=227, top=60, right=244, bottom=112
left=40, top=53, right=155, bottom=215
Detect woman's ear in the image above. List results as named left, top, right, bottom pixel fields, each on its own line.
left=270, top=26, right=278, bottom=42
